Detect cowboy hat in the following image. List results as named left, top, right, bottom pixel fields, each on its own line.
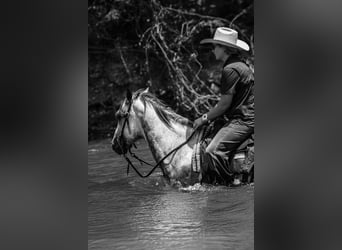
left=200, top=27, right=250, bottom=52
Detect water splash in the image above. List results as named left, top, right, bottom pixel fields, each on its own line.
left=179, top=183, right=228, bottom=192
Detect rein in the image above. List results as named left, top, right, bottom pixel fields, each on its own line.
left=124, top=129, right=197, bottom=178
left=117, top=98, right=197, bottom=178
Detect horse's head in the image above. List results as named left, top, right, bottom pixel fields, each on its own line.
left=112, top=87, right=193, bottom=155
left=111, top=89, right=145, bottom=154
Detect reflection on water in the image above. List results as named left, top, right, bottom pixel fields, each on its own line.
left=131, top=191, right=207, bottom=237
left=88, top=140, right=254, bottom=250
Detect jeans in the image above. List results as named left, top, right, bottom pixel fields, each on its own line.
left=201, top=119, right=254, bottom=185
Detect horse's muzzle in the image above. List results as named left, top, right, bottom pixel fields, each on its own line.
left=112, top=141, right=128, bottom=155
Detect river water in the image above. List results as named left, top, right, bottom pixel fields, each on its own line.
left=88, top=139, right=254, bottom=250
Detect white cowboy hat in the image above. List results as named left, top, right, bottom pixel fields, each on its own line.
left=200, top=27, right=250, bottom=52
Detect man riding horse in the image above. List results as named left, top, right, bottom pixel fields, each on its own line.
left=193, top=27, right=254, bottom=185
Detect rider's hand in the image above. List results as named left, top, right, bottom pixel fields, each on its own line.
left=193, top=117, right=204, bottom=130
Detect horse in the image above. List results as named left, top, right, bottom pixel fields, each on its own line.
left=111, top=88, right=254, bottom=186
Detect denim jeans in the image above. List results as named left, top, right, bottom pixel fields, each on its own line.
left=201, top=119, right=254, bottom=185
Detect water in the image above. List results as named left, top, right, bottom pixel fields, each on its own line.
left=88, top=140, right=254, bottom=250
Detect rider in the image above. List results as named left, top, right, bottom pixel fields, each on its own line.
left=193, top=27, right=254, bottom=185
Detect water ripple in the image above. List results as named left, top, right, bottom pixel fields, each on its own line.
left=88, top=140, right=254, bottom=249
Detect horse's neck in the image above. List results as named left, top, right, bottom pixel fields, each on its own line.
left=140, top=110, right=191, bottom=166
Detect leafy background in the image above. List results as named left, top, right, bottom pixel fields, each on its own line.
left=88, top=0, right=254, bottom=140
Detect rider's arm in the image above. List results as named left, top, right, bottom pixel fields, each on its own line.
left=206, top=94, right=233, bottom=121
left=205, top=67, right=240, bottom=122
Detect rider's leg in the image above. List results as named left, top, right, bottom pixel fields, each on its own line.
left=202, top=119, right=253, bottom=184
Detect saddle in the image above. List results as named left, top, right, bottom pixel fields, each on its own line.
left=191, top=120, right=254, bottom=182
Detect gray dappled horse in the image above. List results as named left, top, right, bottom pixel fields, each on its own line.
left=111, top=88, right=253, bottom=186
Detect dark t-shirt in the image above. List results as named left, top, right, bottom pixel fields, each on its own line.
left=220, top=57, right=254, bottom=122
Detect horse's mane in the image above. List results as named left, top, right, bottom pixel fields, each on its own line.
left=132, top=89, right=193, bottom=130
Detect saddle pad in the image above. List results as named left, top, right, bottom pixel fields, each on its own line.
left=191, top=126, right=211, bottom=173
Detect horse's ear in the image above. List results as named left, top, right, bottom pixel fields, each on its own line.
left=142, top=87, right=149, bottom=94
left=126, top=89, right=132, bottom=100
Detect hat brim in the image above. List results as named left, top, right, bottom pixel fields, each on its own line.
left=200, top=38, right=250, bottom=52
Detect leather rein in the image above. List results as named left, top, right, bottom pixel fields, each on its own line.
left=115, top=99, right=197, bottom=178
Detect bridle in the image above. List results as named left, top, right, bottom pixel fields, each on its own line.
left=114, top=97, right=198, bottom=178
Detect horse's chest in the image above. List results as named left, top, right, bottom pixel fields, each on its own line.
left=171, top=149, right=192, bottom=173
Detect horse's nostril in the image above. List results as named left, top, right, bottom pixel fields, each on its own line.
left=112, top=143, right=121, bottom=152
left=112, top=142, right=126, bottom=154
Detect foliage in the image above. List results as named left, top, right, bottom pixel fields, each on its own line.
left=88, top=0, right=254, bottom=140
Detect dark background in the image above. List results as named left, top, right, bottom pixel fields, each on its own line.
left=88, top=0, right=254, bottom=140
left=0, top=0, right=342, bottom=249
